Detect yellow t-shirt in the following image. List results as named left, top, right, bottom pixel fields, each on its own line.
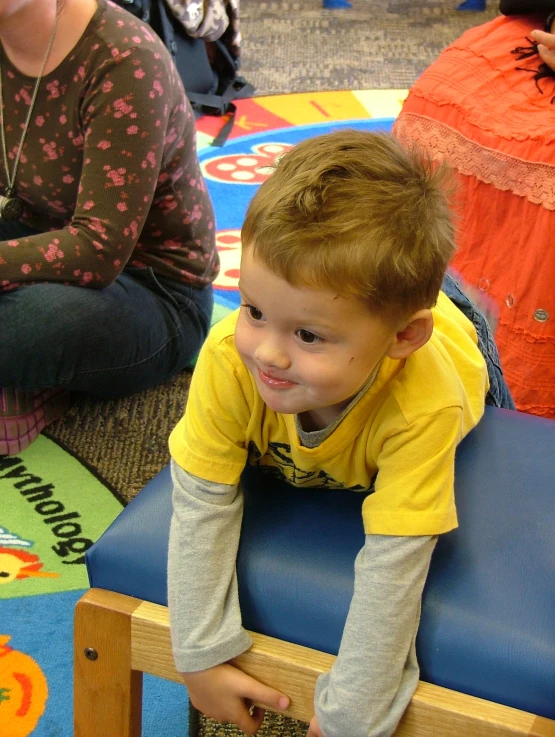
left=169, top=291, right=488, bottom=536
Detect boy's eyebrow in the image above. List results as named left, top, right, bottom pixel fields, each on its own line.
left=237, top=282, right=344, bottom=332
left=237, top=281, right=255, bottom=303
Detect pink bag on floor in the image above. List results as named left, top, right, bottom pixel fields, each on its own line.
left=0, top=388, right=70, bottom=456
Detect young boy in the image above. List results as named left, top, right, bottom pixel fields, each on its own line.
left=167, top=130, right=512, bottom=737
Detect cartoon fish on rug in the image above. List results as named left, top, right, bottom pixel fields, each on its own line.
left=0, top=548, right=59, bottom=586
left=0, top=635, right=48, bottom=737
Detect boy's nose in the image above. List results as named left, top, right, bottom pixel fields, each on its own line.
left=254, top=340, right=291, bottom=370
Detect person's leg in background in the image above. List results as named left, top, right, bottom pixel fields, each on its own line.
left=442, top=272, right=515, bottom=410
left=0, top=220, right=213, bottom=452
left=0, top=269, right=212, bottom=396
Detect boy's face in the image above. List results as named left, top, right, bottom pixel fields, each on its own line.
left=235, top=248, right=400, bottom=425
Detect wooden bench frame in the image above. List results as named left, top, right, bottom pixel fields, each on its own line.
left=74, top=588, right=555, bottom=737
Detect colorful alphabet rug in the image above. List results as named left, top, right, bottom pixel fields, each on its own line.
left=0, top=436, right=120, bottom=737
left=0, top=435, right=190, bottom=737
left=0, top=89, right=405, bottom=737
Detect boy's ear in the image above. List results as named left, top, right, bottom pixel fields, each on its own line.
left=386, top=309, right=434, bottom=360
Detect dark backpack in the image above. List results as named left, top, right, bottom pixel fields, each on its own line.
left=115, top=0, right=254, bottom=145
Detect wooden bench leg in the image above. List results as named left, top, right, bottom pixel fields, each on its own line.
left=74, top=589, right=143, bottom=737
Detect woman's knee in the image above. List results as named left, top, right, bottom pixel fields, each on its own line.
left=0, top=283, right=130, bottom=389
left=0, top=284, right=106, bottom=352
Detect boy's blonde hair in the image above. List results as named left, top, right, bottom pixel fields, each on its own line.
left=242, top=130, right=456, bottom=321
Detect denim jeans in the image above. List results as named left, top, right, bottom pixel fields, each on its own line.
left=442, top=272, right=515, bottom=410
left=0, top=221, right=213, bottom=397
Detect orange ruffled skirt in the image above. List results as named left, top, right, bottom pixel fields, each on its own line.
left=394, top=14, right=555, bottom=419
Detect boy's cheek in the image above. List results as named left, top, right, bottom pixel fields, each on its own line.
left=234, top=326, right=253, bottom=367
left=234, top=318, right=247, bottom=354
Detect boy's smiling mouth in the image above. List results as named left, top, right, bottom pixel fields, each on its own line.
left=257, top=368, right=297, bottom=388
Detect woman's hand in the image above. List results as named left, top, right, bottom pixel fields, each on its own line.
left=182, top=663, right=290, bottom=736
left=531, top=29, right=555, bottom=71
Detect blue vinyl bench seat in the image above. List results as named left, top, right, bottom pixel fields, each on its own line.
left=83, top=406, right=555, bottom=730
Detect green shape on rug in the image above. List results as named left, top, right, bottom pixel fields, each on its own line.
left=0, top=435, right=122, bottom=599
left=212, top=301, right=233, bottom=325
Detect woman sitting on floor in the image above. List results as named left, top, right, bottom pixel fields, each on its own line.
left=0, top=0, right=219, bottom=455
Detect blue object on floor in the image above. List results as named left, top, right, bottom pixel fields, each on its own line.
left=456, top=0, right=486, bottom=9
left=323, top=0, right=352, bottom=7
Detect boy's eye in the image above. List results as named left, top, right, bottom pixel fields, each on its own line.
left=297, top=329, right=321, bottom=344
left=245, top=304, right=264, bottom=321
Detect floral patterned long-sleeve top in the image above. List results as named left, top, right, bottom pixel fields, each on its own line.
left=0, top=0, right=219, bottom=291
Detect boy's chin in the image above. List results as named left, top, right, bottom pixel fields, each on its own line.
left=260, top=396, right=300, bottom=414
left=257, top=388, right=305, bottom=415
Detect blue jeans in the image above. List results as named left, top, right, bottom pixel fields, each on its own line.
left=442, top=272, right=515, bottom=410
left=0, top=221, right=213, bottom=397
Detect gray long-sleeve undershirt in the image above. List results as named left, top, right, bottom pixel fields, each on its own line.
left=167, top=462, right=437, bottom=737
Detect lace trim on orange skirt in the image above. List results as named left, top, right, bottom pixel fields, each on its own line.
left=394, top=113, right=555, bottom=211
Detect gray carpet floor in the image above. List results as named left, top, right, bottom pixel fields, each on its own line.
left=47, top=2, right=499, bottom=733
left=239, top=0, right=498, bottom=94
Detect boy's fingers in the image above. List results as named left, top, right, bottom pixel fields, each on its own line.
left=250, top=706, right=266, bottom=729
left=234, top=711, right=259, bottom=736
left=237, top=670, right=290, bottom=710
left=234, top=705, right=267, bottom=736
left=251, top=705, right=266, bottom=720
left=306, top=715, right=325, bottom=737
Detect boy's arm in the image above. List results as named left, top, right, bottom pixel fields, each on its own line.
left=167, top=461, right=252, bottom=670
left=168, top=462, right=290, bottom=734
left=313, top=534, right=437, bottom=737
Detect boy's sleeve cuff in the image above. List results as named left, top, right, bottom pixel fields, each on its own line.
left=173, top=630, right=253, bottom=674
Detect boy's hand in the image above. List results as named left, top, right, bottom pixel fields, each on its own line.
left=182, top=663, right=290, bottom=736
left=307, top=715, right=326, bottom=737
left=530, top=29, right=555, bottom=71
